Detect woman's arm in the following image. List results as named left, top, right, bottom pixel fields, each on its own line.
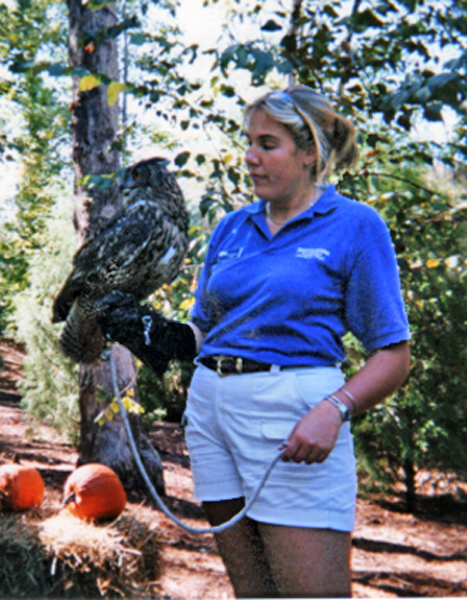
left=281, top=341, right=410, bottom=464
left=334, top=340, right=410, bottom=415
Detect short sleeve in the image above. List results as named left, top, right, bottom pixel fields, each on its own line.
left=345, top=226, right=410, bottom=353
left=190, top=214, right=233, bottom=334
left=191, top=259, right=214, bottom=334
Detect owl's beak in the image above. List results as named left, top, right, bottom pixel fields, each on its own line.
left=120, top=179, right=131, bottom=195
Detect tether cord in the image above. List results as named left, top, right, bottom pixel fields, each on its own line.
left=107, top=347, right=287, bottom=535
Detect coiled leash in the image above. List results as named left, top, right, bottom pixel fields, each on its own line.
left=106, top=347, right=288, bottom=535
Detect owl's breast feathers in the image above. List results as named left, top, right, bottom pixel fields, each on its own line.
left=52, top=158, right=189, bottom=363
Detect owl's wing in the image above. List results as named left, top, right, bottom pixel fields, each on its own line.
left=52, top=200, right=164, bottom=322
left=75, top=200, right=161, bottom=272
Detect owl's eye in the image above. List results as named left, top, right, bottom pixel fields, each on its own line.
left=132, top=169, right=142, bottom=181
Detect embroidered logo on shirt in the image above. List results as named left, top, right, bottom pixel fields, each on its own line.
left=218, top=248, right=244, bottom=260
left=295, top=247, right=330, bottom=261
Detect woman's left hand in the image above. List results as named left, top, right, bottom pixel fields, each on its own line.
left=280, top=400, right=343, bottom=464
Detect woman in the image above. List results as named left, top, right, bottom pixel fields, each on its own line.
left=98, top=86, right=411, bottom=598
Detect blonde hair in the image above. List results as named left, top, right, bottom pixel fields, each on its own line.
left=245, top=86, right=358, bottom=182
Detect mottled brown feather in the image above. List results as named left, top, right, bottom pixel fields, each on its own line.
left=53, top=157, right=189, bottom=363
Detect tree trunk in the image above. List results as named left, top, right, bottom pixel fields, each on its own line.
left=67, top=0, right=165, bottom=495
left=286, top=0, right=302, bottom=87
left=403, top=456, right=417, bottom=514
left=403, top=417, right=417, bottom=513
left=77, top=345, right=165, bottom=494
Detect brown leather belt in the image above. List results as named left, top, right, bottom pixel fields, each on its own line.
left=199, top=355, right=276, bottom=376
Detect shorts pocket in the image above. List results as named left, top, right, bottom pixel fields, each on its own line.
left=292, top=368, right=345, bottom=411
left=261, top=421, right=296, bottom=443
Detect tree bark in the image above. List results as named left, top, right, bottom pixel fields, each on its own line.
left=77, top=345, right=164, bottom=494
left=67, top=0, right=165, bottom=495
left=286, top=0, right=302, bottom=87
left=403, top=457, right=417, bottom=513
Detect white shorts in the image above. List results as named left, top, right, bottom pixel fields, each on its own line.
left=184, top=364, right=357, bottom=532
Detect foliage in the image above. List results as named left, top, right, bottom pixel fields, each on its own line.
left=351, top=162, right=467, bottom=501
left=138, top=361, right=194, bottom=425
left=12, top=195, right=79, bottom=443
left=0, top=0, right=70, bottom=334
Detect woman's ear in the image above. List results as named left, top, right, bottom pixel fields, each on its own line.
left=303, top=147, right=317, bottom=168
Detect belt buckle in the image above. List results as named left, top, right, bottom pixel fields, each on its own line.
left=216, top=356, right=243, bottom=376
left=216, top=356, right=229, bottom=376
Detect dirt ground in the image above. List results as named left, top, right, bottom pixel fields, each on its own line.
left=1, top=338, right=467, bottom=599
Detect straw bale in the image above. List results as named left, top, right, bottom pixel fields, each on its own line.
left=0, top=504, right=162, bottom=598
left=0, top=514, right=60, bottom=598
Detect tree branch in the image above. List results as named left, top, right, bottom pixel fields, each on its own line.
left=365, top=171, right=449, bottom=200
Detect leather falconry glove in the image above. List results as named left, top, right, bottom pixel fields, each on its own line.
left=96, top=291, right=197, bottom=376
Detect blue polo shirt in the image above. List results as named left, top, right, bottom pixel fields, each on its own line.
left=191, top=184, right=410, bottom=367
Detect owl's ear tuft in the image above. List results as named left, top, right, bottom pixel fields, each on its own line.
left=156, top=158, right=170, bottom=168
left=145, top=157, right=170, bottom=169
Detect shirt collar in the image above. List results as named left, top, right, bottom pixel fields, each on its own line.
left=245, top=184, right=340, bottom=219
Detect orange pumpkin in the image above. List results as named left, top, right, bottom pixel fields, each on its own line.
left=63, top=463, right=126, bottom=521
left=0, top=463, right=45, bottom=511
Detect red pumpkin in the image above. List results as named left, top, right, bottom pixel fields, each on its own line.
left=0, top=463, right=45, bottom=511
left=63, top=463, right=126, bottom=520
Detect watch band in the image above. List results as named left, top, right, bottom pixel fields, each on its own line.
left=324, top=394, right=352, bottom=422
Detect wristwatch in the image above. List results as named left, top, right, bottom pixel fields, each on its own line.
left=325, top=394, right=352, bottom=422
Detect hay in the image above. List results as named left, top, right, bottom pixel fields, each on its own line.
left=0, top=515, right=56, bottom=598
left=0, top=505, right=163, bottom=598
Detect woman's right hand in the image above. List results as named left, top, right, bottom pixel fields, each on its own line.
left=280, top=399, right=343, bottom=465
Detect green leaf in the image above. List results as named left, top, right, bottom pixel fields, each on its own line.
left=351, top=8, right=384, bottom=30
left=130, top=32, right=146, bottom=46
left=48, top=63, right=69, bottom=77
left=415, top=86, right=432, bottom=103
left=261, top=19, right=282, bottom=32
left=423, top=101, right=443, bottom=122
left=427, top=72, right=461, bottom=107
left=86, top=0, right=109, bottom=9
left=323, top=4, right=339, bottom=18
left=220, top=84, right=236, bottom=98
left=175, top=151, right=190, bottom=167
left=227, top=167, right=241, bottom=186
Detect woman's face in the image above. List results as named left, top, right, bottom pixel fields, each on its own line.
left=245, top=108, right=315, bottom=206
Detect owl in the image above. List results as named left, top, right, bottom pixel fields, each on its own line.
left=52, top=157, right=190, bottom=363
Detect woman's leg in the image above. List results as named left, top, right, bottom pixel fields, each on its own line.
left=258, top=522, right=352, bottom=598
left=203, top=498, right=279, bottom=598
